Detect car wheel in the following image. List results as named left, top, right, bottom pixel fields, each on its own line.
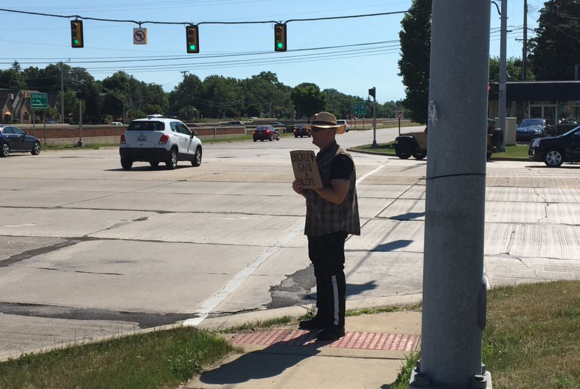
left=544, top=149, right=563, bottom=167
left=295, top=135, right=298, bottom=138
left=413, top=151, right=426, bottom=160
left=269, top=136, right=273, bottom=141
left=1, top=143, right=10, bottom=157
left=31, top=141, right=41, bottom=155
left=121, top=159, right=133, bottom=170
left=486, top=152, right=492, bottom=161
left=166, top=149, right=178, bottom=169
left=191, top=147, right=202, bottom=167
left=253, top=138, right=257, bottom=142
left=395, top=143, right=413, bottom=159
left=149, top=161, right=159, bottom=168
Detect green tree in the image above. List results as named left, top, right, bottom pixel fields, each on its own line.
left=240, top=72, right=293, bottom=119
left=488, top=56, right=535, bottom=82
left=529, top=0, right=580, bottom=80
left=200, top=75, right=243, bottom=119
left=398, top=0, right=432, bottom=124
left=290, top=83, right=326, bottom=119
left=168, top=74, right=203, bottom=116
left=55, top=90, right=82, bottom=123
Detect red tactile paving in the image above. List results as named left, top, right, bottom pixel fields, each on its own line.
left=231, top=330, right=419, bottom=351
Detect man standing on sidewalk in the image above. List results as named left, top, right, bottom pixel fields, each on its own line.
left=291, top=111, right=360, bottom=341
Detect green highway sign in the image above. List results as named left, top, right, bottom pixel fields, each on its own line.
left=353, top=102, right=366, bottom=116
left=31, top=93, right=48, bottom=109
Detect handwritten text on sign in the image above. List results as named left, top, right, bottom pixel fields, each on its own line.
left=290, top=150, right=323, bottom=188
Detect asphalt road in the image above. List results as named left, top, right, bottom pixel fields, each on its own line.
left=1, top=126, right=580, bottom=359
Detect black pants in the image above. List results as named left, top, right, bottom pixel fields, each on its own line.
left=308, top=231, right=348, bottom=328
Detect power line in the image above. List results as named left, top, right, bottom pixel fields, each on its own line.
left=0, top=7, right=407, bottom=26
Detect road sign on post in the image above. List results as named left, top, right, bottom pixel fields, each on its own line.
left=396, top=110, right=404, bottom=135
left=30, top=93, right=47, bottom=109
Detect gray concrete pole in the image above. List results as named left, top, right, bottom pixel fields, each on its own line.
left=522, top=0, right=527, bottom=81
left=414, top=0, right=491, bottom=388
left=60, top=62, right=65, bottom=124
left=499, top=0, right=508, bottom=151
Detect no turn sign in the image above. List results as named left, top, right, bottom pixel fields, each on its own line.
left=133, top=28, right=148, bottom=45
left=396, top=110, right=404, bottom=119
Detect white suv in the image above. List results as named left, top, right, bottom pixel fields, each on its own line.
left=119, top=117, right=202, bottom=170
left=337, top=120, right=350, bottom=132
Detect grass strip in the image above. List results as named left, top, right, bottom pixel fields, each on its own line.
left=388, top=281, right=580, bottom=389
left=0, top=327, right=238, bottom=389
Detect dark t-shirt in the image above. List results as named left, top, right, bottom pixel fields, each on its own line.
left=330, top=154, right=354, bottom=180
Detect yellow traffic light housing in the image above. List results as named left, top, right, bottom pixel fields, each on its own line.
left=71, top=20, right=84, bottom=48
left=274, top=23, right=287, bottom=52
left=186, top=25, right=199, bottom=53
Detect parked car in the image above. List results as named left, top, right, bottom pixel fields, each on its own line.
left=110, top=122, right=123, bottom=126
left=292, top=124, right=311, bottom=138
left=269, top=121, right=285, bottom=127
left=119, top=117, right=202, bottom=170
left=528, top=126, right=580, bottom=167
left=0, top=125, right=41, bottom=157
left=516, top=118, right=551, bottom=142
left=253, top=125, right=280, bottom=142
left=336, top=119, right=350, bottom=132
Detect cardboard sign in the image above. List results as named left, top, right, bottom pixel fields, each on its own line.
left=290, top=150, right=323, bottom=189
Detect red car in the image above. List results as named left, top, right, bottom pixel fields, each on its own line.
left=253, top=125, right=280, bottom=142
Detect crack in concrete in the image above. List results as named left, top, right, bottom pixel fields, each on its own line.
left=0, top=240, right=81, bottom=268
left=0, top=302, right=196, bottom=329
left=511, top=256, right=548, bottom=281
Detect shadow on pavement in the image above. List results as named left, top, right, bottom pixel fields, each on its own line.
left=373, top=240, right=413, bottom=252
left=198, top=332, right=321, bottom=385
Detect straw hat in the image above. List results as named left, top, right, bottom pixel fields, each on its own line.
left=310, top=111, right=347, bottom=134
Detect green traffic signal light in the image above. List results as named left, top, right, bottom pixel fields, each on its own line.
left=186, top=25, right=199, bottom=53
left=70, top=20, right=84, bottom=48
left=274, top=23, right=287, bottom=52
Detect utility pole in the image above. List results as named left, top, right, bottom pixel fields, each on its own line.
left=369, top=87, right=377, bottom=148
left=522, top=0, right=527, bottom=81
left=180, top=70, right=189, bottom=79
left=77, top=98, right=83, bottom=147
left=499, top=0, right=508, bottom=151
left=411, top=0, right=491, bottom=388
left=60, top=62, right=65, bottom=124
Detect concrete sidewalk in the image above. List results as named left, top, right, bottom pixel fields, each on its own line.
left=187, top=300, right=422, bottom=389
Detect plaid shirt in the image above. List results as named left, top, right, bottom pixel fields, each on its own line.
left=304, top=141, right=361, bottom=237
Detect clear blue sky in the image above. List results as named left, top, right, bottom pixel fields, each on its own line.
left=0, top=0, right=542, bottom=103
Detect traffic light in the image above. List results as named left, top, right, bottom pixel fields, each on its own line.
left=70, top=20, right=84, bottom=48
left=186, top=25, right=199, bottom=53
left=368, top=87, right=376, bottom=99
left=274, top=23, right=287, bottom=52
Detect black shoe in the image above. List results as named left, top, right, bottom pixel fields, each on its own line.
left=316, top=325, right=345, bottom=341
left=298, top=316, right=328, bottom=330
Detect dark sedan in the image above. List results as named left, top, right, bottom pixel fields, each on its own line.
left=292, top=124, right=311, bottom=138
left=0, top=126, right=41, bottom=157
left=529, top=126, right=580, bottom=167
left=253, top=125, right=280, bottom=142
left=516, top=118, right=549, bottom=142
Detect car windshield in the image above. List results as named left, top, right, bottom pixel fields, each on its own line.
left=127, top=121, right=165, bottom=131
left=520, top=119, right=544, bottom=127
left=562, top=126, right=580, bottom=137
